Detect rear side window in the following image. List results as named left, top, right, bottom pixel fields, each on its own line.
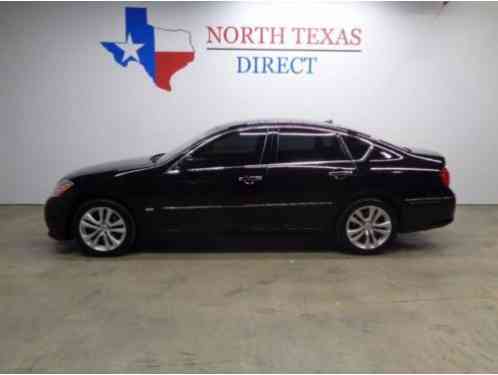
left=342, top=136, right=371, bottom=160
left=277, top=130, right=347, bottom=163
left=369, top=147, right=398, bottom=161
left=193, top=130, right=266, bottom=166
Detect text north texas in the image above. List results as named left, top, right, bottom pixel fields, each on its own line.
left=206, top=25, right=363, bottom=75
left=207, top=26, right=362, bottom=46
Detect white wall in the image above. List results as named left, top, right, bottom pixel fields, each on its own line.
left=1, top=2, right=497, bottom=204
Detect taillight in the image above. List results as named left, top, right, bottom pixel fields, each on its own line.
left=440, top=167, right=450, bottom=187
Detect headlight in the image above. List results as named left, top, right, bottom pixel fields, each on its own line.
left=52, top=179, right=74, bottom=197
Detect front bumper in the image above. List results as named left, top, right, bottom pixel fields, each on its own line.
left=400, top=193, right=456, bottom=233
left=44, top=196, right=74, bottom=240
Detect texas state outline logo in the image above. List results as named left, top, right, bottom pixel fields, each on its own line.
left=101, top=7, right=195, bottom=92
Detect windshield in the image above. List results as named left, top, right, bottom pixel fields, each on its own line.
left=154, top=125, right=228, bottom=164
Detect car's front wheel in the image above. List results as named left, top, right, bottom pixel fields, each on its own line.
left=74, top=200, right=136, bottom=256
left=338, top=199, right=397, bottom=254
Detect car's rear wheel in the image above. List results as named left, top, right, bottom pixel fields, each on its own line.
left=337, top=199, right=397, bottom=254
left=74, top=200, right=135, bottom=256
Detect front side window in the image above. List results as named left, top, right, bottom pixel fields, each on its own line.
left=190, top=130, right=267, bottom=167
left=277, top=129, right=348, bottom=163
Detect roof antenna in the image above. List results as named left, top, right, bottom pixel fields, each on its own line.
left=325, top=119, right=334, bottom=124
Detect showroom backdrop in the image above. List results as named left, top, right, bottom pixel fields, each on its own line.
left=1, top=2, right=497, bottom=204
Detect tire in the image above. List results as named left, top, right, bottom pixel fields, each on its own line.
left=337, top=198, right=397, bottom=255
left=73, top=199, right=136, bottom=256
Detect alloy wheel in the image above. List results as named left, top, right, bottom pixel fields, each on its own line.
left=346, top=205, right=392, bottom=251
left=78, top=206, right=127, bottom=252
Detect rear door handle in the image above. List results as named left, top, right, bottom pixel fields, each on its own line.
left=238, top=175, right=263, bottom=185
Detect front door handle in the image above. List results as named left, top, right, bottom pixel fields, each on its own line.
left=328, top=170, right=354, bottom=180
left=238, top=175, right=263, bottom=185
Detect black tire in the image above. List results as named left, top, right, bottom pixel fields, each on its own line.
left=73, top=199, right=136, bottom=256
left=336, top=198, right=397, bottom=255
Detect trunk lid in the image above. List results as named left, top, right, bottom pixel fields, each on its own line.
left=409, top=147, right=445, bottom=165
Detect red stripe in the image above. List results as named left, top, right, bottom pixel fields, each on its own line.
left=154, top=52, right=195, bottom=91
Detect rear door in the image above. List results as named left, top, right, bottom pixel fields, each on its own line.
left=264, top=127, right=357, bottom=230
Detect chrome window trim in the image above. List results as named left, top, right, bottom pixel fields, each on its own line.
left=176, top=126, right=359, bottom=173
left=274, top=124, right=348, bottom=135
left=161, top=120, right=442, bottom=169
left=115, top=167, right=155, bottom=177
left=164, top=122, right=444, bottom=175
left=186, top=164, right=267, bottom=172
left=268, top=161, right=356, bottom=170
left=196, top=119, right=360, bottom=137
left=182, top=160, right=356, bottom=174
left=270, top=160, right=354, bottom=166
left=369, top=144, right=404, bottom=162
left=184, top=161, right=357, bottom=173
left=345, top=134, right=441, bottom=164
left=257, top=128, right=269, bottom=165
left=162, top=201, right=335, bottom=211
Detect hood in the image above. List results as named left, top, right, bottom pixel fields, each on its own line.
left=65, top=156, right=155, bottom=180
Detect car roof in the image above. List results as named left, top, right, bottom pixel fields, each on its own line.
left=211, top=119, right=364, bottom=136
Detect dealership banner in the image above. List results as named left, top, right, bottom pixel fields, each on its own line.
left=101, top=6, right=364, bottom=92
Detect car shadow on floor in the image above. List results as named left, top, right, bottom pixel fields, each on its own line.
left=53, top=231, right=439, bottom=257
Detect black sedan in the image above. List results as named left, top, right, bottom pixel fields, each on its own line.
left=45, top=120, right=455, bottom=255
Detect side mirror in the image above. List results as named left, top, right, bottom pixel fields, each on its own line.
left=165, top=154, right=210, bottom=175
left=164, top=155, right=194, bottom=175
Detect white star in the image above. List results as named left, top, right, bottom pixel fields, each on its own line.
left=116, top=34, right=144, bottom=64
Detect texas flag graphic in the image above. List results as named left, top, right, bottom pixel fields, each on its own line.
left=101, top=7, right=195, bottom=92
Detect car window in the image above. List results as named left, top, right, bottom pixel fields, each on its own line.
left=191, top=130, right=267, bottom=167
left=156, top=125, right=233, bottom=164
left=342, top=136, right=371, bottom=160
left=369, top=147, right=398, bottom=161
left=277, top=129, right=347, bottom=163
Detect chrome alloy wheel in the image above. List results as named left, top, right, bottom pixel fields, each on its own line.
left=346, top=205, right=392, bottom=251
left=78, top=206, right=127, bottom=252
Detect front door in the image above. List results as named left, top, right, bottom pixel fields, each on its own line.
left=158, top=128, right=271, bottom=232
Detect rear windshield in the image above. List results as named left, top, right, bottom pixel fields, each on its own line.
left=377, top=139, right=411, bottom=153
left=346, top=129, right=410, bottom=153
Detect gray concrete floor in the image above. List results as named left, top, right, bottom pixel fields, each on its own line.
left=1, top=205, right=498, bottom=371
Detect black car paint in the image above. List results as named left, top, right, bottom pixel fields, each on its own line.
left=45, top=122, right=455, bottom=242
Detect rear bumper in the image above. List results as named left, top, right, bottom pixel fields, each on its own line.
left=45, top=196, right=74, bottom=240
left=399, top=194, right=456, bottom=233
